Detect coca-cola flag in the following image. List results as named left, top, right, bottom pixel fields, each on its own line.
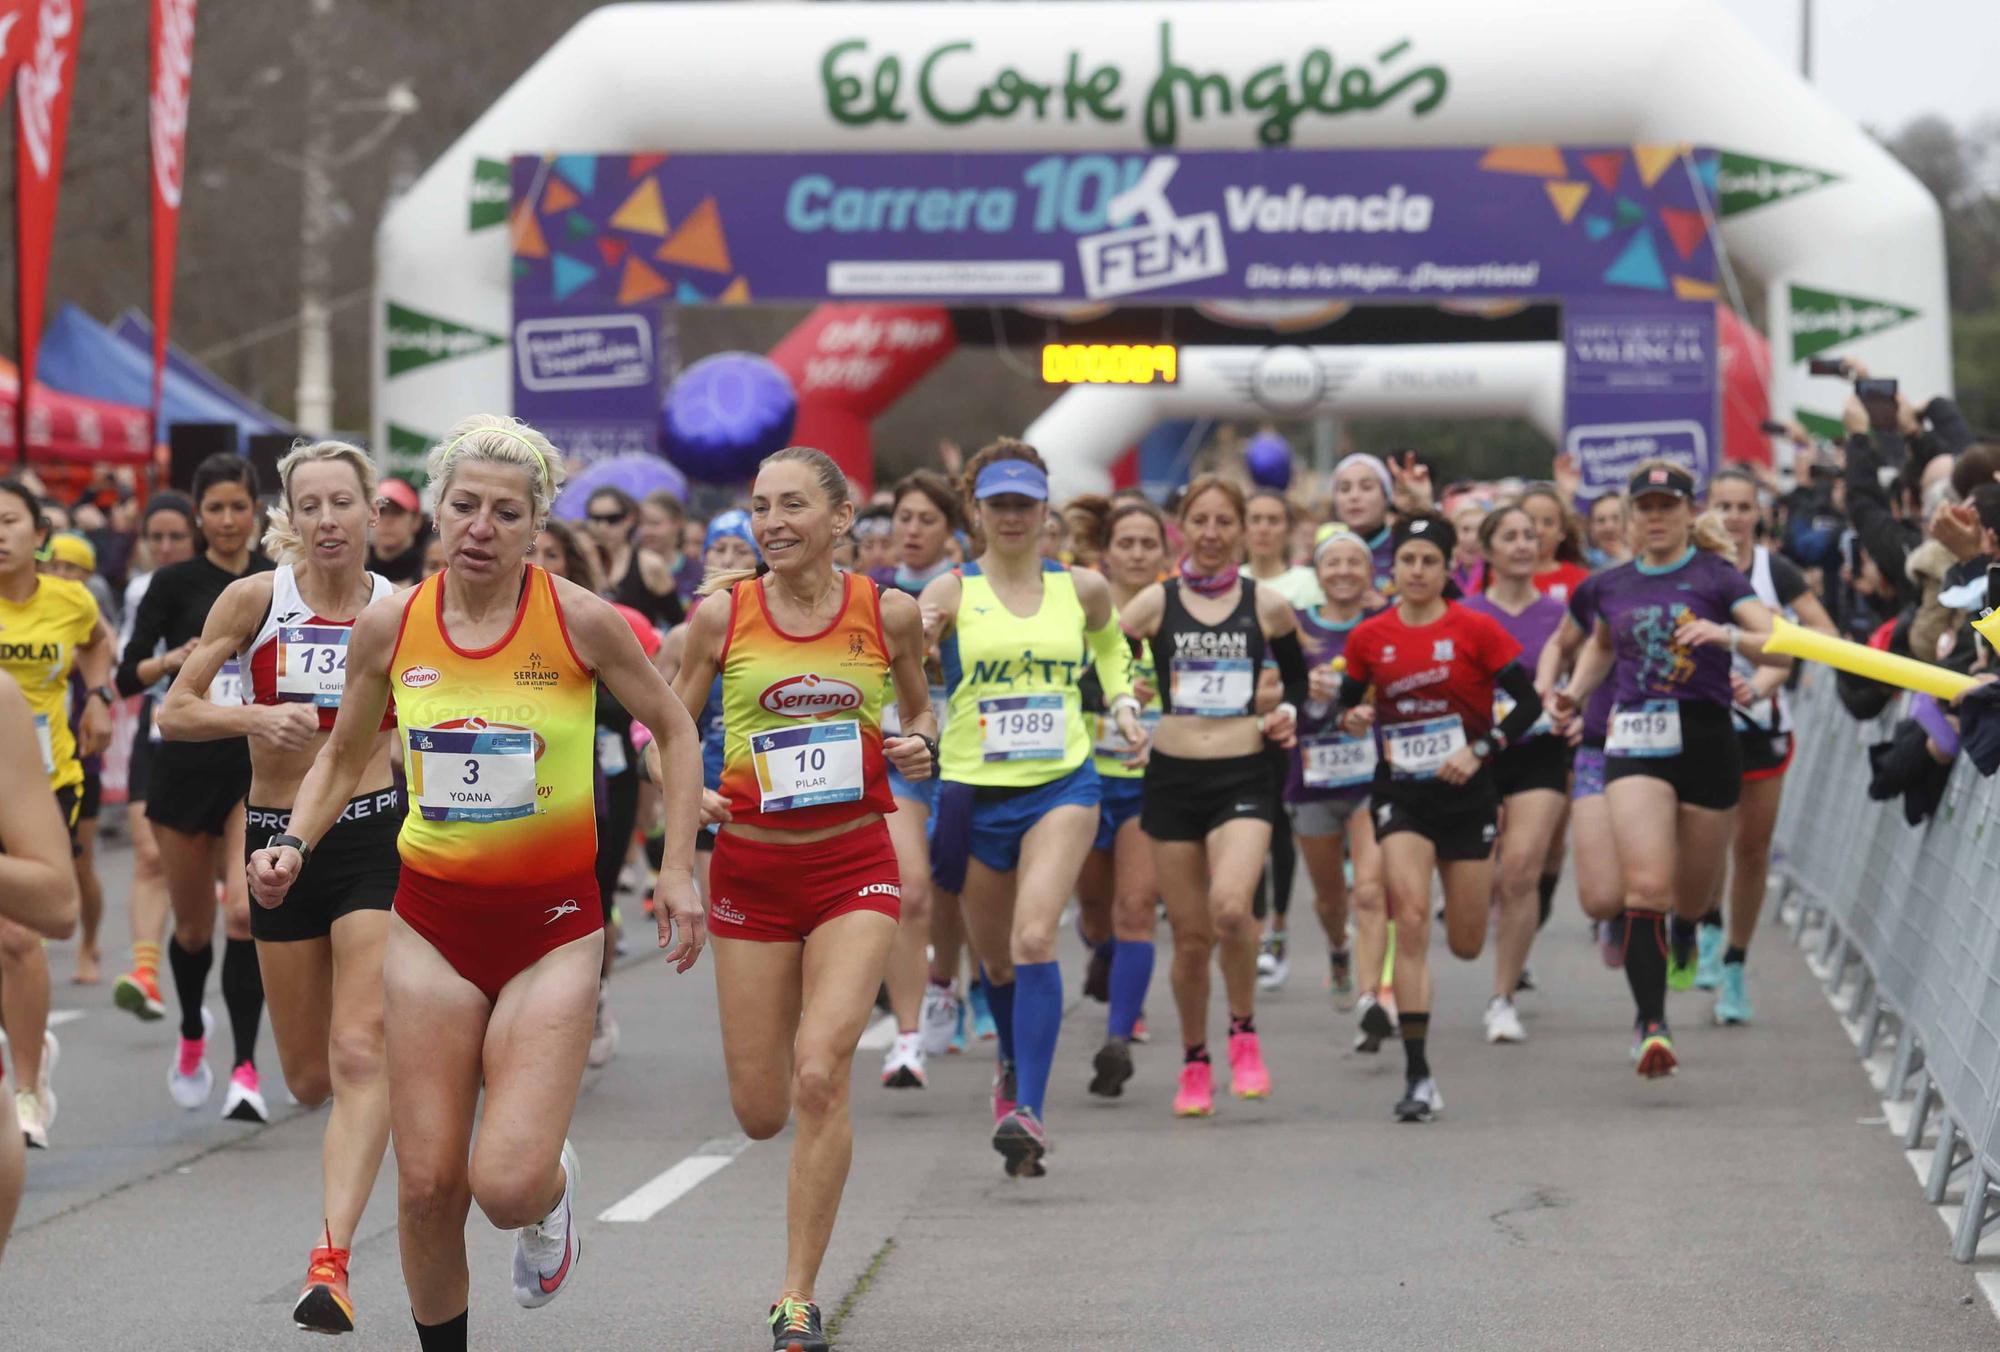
left=13, top=0, right=84, bottom=460
left=149, top=0, right=196, bottom=420
left=0, top=1, right=30, bottom=84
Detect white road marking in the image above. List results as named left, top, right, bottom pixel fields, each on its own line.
left=599, top=1135, right=752, bottom=1223
left=50, top=1010, right=86, bottom=1028
left=857, top=1013, right=897, bottom=1052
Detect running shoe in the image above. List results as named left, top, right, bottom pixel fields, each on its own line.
left=1633, top=1022, right=1678, bottom=1079
left=15, top=1089, right=47, bottom=1149
left=113, top=967, right=165, bottom=1021
left=223, top=1062, right=269, bottom=1123
left=1226, top=1030, right=1272, bottom=1099
left=588, top=982, right=620, bottom=1069
left=37, top=1030, right=57, bottom=1136
left=1083, top=942, right=1111, bottom=1003
left=1256, top=934, right=1290, bottom=991
left=1173, top=1060, right=1215, bottom=1117
left=992, top=1106, right=1049, bottom=1178
left=1694, top=924, right=1725, bottom=991
left=1329, top=948, right=1358, bottom=1011
left=919, top=981, right=959, bottom=1058
left=1666, top=942, right=1696, bottom=992
left=1089, top=1037, right=1134, bottom=1098
left=1483, top=997, right=1527, bottom=1044
left=513, top=1139, right=581, bottom=1308
left=881, top=1031, right=927, bottom=1089
left=991, top=1061, right=1017, bottom=1123
left=1354, top=993, right=1396, bottom=1054
left=968, top=982, right=997, bottom=1042
left=293, top=1231, right=355, bottom=1334
left=1714, top=962, right=1754, bottom=1026
left=1394, top=1076, right=1443, bottom=1123
left=769, top=1296, right=829, bottom=1352
left=170, top=1008, right=215, bottom=1110
left=948, top=997, right=969, bottom=1055
left=1597, top=916, right=1625, bottom=970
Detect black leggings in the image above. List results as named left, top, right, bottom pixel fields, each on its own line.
left=595, top=765, right=640, bottom=923
left=1252, top=749, right=1295, bottom=923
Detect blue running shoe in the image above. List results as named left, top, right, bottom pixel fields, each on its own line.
left=969, top=981, right=997, bottom=1042
left=1714, top=961, right=1753, bottom=1025
left=1694, top=924, right=1725, bottom=990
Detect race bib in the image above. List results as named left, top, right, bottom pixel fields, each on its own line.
left=407, top=724, right=539, bottom=822
left=209, top=658, right=246, bottom=708
left=1093, top=708, right=1160, bottom=758
left=751, top=720, right=863, bottom=812
left=1172, top=657, right=1255, bottom=717
left=1301, top=731, right=1378, bottom=789
left=33, top=713, right=53, bottom=776
left=980, top=694, right=1065, bottom=762
left=595, top=725, right=629, bottom=778
left=1386, top=715, right=1466, bottom=780
left=274, top=625, right=351, bottom=707
left=1608, top=701, right=1683, bottom=758
left=1494, top=689, right=1554, bottom=740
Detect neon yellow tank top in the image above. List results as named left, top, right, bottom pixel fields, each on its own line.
left=1092, top=638, right=1157, bottom=782
left=940, top=561, right=1090, bottom=787
left=0, top=577, right=97, bottom=793
left=388, top=566, right=597, bottom=891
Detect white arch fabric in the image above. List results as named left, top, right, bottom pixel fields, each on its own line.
left=1031, top=344, right=1565, bottom=500
left=375, top=0, right=1947, bottom=478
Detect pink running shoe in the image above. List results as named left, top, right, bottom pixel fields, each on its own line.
left=1173, top=1060, right=1214, bottom=1117
left=1227, top=1030, right=1272, bottom=1099
left=991, top=1061, right=1017, bottom=1124
left=223, top=1061, right=269, bottom=1122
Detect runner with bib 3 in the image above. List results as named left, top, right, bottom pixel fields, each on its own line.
left=1122, top=476, right=1307, bottom=1120
left=1550, top=462, right=1785, bottom=1082
left=920, top=440, right=1145, bottom=1181
left=1335, top=514, right=1544, bottom=1123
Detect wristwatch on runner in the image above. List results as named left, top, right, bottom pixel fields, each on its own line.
left=88, top=684, right=116, bottom=707
left=268, top=833, right=311, bottom=868
left=916, top=733, right=940, bottom=767
left=1470, top=736, right=1494, bottom=761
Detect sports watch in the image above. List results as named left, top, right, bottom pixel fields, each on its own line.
left=1469, top=736, right=1494, bottom=761
left=268, top=833, right=311, bottom=867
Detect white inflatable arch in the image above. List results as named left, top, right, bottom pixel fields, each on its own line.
left=376, top=0, right=1948, bottom=484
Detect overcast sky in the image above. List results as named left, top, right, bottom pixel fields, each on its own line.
left=1716, top=0, right=1998, bottom=133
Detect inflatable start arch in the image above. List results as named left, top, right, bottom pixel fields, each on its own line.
left=376, top=0, right=1947, bottom=494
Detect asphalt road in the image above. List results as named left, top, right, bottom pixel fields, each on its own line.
left=4, top=808, right=1996, bottom=1349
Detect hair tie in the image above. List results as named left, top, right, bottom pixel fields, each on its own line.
left=443, top=426, right=551, bottom=489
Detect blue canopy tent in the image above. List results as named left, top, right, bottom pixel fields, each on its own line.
left=109, top=311, right=297, bottom=440
left=33, top=305, right=287, bottom=449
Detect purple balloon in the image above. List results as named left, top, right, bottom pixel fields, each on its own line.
left=1246, top=433, right=1293, bottom=489
left=553, top=454, right=689, bottom=521
left=661, top=352, right=797, bottom=484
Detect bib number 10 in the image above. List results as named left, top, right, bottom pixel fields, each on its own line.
left=751, top=720, right=864, bottom=813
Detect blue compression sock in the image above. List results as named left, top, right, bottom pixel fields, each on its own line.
left=1012, top=961, right=1063, bottom=1118
left=983, top=973, right=1018, bottom=1068
left=1107, top=940, right=1154, bottom=1041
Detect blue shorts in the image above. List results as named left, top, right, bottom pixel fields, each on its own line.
left=888, top=766, right=936, bottom=810
left=940, top=761, right=1102, bottom=879
left=1571, top=745, right=1606, bottom=801
left=1094, top=772, right=1145, bottom=852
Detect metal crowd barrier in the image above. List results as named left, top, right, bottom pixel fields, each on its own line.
left=1771, top=673, right=2000, bottom=1262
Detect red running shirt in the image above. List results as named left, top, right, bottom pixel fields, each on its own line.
left=1533, top=562, right=1591, bottom=605
left=1342, top=602, right=1522, bottom=742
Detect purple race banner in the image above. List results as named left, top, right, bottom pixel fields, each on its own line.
left=509, top=145, right=1721, bottom=307
left=510, top=300, right=662, bottom=462
left=1563, top=297, right=1717, bottom=495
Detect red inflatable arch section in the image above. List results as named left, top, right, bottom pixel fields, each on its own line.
left=767, top=305, right=958, bottom=496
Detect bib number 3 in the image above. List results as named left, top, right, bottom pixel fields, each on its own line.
left=407, top=726, right=539, bottom=822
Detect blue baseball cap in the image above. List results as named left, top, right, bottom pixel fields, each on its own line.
left=973, top=459, right=1049, bottom=502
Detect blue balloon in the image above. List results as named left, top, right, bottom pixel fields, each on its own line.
left=661, top=352, right=797, bottom=484
left=1246, top=433, right=1293, bottom=489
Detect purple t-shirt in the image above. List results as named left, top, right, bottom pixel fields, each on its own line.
left=1288, top=603, right=1379, bottom=803
left=1462, top=592, right=1566, bottom=671
left=1566, top=576, right=1616, bottom=743
left=1574, top=549, right=1755, bottom=708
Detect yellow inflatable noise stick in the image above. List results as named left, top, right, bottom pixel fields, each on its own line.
left=1762, top=613, right=1978, bottom=702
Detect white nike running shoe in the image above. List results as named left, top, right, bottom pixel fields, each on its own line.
left=881, top=1031, right=927, bottom=1089
left=513, top=1139, right=581, bottom=1309
left=918, top=982, right=959, bottom=1059
left=1483, top=997, right=1527, bottom=1045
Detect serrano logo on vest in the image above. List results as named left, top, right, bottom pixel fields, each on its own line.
left=760, top=673, right=864, bottom=718
left=400, top=665, right=441, bottom=689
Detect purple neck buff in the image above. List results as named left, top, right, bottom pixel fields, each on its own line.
left=1178, top=556, right=1242, bottom=598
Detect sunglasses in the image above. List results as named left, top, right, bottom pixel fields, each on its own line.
left=587, top=512, right=629, bottom=525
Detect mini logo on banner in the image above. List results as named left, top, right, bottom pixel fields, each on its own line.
left=513, top=314, right=653, bottom=393
left=400, top=665, right=441, bottom=689
left=1077, top=157, right=1228, bottom=300
left=759, top=674, right=864, bottom=718
left=149, top=0, right=196, bottom=210
left=17, top=0, right=75, bottom=177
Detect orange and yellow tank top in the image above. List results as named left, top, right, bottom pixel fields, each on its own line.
left=388, top=565, right=597, bottom=892
left=718, top=572, right=895, bottom=832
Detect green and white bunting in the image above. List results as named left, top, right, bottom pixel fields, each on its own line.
left=385, top=302, right=505, bottom=378
left=1715, top=151, right=1837, bottom=218
left=1789, top=285, right=1919, bottom=362
left=469, top=158, right=511, bottom=232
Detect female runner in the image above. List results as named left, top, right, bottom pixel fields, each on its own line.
left=1121, top=476, right=1306, bottom=1118
left=162, top=441, right=398, bottom=1332
left=1462, top=504, right=1572, bottom=1044
left=111, top=493, right=200, bottom=1020
left=1518, top=483, right=1591, bottom=603
left=0, top=481, right=113, bottom=1149
left=582, top=485, right=683, bottom=630
left=249, top=416, right=703, bottom=1351
left=669, top=446, right=935, bottom=1352
left=1329, top=454, right=1400, bottom=594
left=1551, top=463, right=1784, bottom=1078
left=118, top=454, right=272, bottom=1118
left=1334, top=515, right=1544, bottom=1121
left=918, top=440, right=1144, bottom=1176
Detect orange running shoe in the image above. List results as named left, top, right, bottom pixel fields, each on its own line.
left=293, top=1233, right=355, bottom=1334
left=112, top=967, right=165, bottom=1022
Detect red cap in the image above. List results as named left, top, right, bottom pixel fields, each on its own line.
left=377, top=478, right=421, bottom=514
